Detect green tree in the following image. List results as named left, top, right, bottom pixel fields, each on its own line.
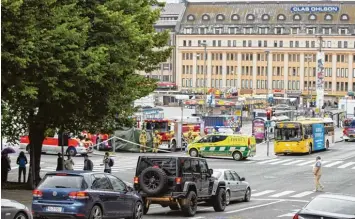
left=2, top=0, right=170, bottom=188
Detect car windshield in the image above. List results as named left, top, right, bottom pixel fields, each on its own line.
left=275, top=128, right=302, bottom=141
left=305, top=197, right=355, bottom=215
left=38, top=175, right=84, bottom=189
left=212, top=170, right=222, bottom=179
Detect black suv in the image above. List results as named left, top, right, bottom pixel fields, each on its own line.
left=133, top=156, right=226, bottom=217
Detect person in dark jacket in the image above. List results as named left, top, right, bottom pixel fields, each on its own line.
left=83, top=154, right=93, bottom=171
left=1, top=152, right=11, bottom=184
left=56, top=153, right=63, bottom=171
left=16, top=151, right=28, bottom=183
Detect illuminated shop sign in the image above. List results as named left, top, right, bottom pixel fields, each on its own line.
left=291, top=6, right=339, bottom=13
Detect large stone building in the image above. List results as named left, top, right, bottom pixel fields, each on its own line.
left=176, top=1, right=355, bottom=104
left=143, top=3, right=186, bottom=83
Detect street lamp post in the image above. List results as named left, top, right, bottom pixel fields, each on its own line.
left=305, top=55, right=312, bottom=110
left=265, top=50, right=270, bottom=157
left=199, top=42, right=208, bottom=116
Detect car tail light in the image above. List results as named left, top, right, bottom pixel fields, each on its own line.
left=134, top=177, right=139, bottom=184
left=69, top=191, right=89, bottom=199
left=32, top=189, right=43, bottom=198
left=56, top=173, right=67, bottom=176
left=293, top=214, right=298, bottom=219
left=175, top=177, right=182, bottom=185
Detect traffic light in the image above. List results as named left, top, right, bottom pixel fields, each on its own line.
left=266, top=110, right=272, bottom=121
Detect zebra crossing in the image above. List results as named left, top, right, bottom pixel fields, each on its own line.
left=251, top=189, right=316, bottom=199
left=248, top=158, right=355, bottom=170
left=40, top=157, right=137, bottom=173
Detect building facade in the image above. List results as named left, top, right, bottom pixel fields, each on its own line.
left=176, top=1, right=355, bottom=104
left=142, top=3, right=186, bottom=83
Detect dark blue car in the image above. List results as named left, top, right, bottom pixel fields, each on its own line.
left=32, top=171, right=143, bottom=219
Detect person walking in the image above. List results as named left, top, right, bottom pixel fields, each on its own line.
left=313, top=156, right=324, bottom=192
left=16, top=151, right=28, bottom=183
left=56, top=153, right=63, bottom=171
left=64, top=155, right=74, bottom=170
left=83, top=154, right=93, bottom=171
left=103, top=152, right=113, bottom=173
left=1, top=152, right=11, bottom=184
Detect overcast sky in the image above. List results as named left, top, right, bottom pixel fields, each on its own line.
left=162, top=0, right=353, bottom=3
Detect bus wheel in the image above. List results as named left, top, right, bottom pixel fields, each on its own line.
left=308, top=144, right=312, bottom=155
left=326, top=140, right=329, bottom=149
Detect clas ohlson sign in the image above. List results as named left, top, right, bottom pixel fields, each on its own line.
left=291, top=6, right=340, bottom=13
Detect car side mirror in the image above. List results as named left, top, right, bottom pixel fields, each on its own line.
left=208, top=169, right=213, bottom=176
left=127, top=186, right=134, bottom=192
left=240, top=177, right=245, bottom=181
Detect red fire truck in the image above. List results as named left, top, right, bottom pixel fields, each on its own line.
left=144, top=117, right=201, bottom=151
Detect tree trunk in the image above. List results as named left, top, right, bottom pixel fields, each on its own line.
left=27, top=122, right=46, bottom=189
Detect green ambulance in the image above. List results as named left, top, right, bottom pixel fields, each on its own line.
left=187, top=134, right=256, bottom=161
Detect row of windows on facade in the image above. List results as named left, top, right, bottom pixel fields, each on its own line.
left=186, top=13, right=350, bottom=23
left=183, top=39, right=354, bottom=49
left=181, top=78, right=355, bottom=92
left=182, top=52, right=353, bottom=63
left=182, top=26, right=352, bottom=35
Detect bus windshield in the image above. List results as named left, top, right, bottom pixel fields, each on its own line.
left=275, top=127, right=302, bottom=141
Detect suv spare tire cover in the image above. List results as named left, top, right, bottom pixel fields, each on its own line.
left=139, top=167, right=168, bottom=196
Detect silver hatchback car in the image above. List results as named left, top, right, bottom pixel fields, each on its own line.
left=212, top=169, right=251, bottom=205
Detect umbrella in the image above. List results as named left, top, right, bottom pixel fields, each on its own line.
left=2, top=147, right=16, bottom=155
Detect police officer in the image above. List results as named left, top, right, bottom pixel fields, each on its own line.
left=139, top=129, right=148, bottom=153
left=153, top=130, right=161, bottom=153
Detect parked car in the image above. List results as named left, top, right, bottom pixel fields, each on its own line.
left=212, top=169, right=251, bottom=205
left=293, top=194, right=355, bottom=219
left=1, top=199, right=32, bottom=219
left=32, top=171, right=143, bottom=219
left=133, top=156, right=227, bottom=217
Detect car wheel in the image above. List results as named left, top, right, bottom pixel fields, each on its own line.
left=14, top=212, right=28, bottom=219
left=89, top=205, right=103, bottom=219
left=128, top=201, right=143, bottom=219
left=189, top=149, right=198, bottom=157
left=226, top=190, right=231, bottom=206
left=169, top=205, right=179, bottom=211
left=232, top=151, right=242, bottom=161
left=212, top=187, right=226, bottom=212
left=171, top=140, right=177, bottom=152
left=182, top=191, right=198, bottom=217
left=67, top=147, right=77, bottom=156
left=244, top=188, right=251, bottom=202
left=139, top=167, right=167, bottom=196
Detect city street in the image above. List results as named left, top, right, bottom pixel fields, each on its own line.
left=4, top=139, right=355, bottom=219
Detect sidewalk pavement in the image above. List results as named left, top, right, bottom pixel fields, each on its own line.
left=2, top=189, right=33, bottom=208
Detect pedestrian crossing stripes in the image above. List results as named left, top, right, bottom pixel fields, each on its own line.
left=252, top=158, right=355, bottom=170
left=251, top=190, right=316, bottom=199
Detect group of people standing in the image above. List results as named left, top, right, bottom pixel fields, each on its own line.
left=1, top=151, right=28, bottom=184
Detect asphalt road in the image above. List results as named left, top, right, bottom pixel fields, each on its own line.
left=6, top=140, right=355, bottom=219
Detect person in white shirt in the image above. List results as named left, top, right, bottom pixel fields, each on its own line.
left=313, top=156, right=324, bottom=192
left=64, top=155, right=74, bottom=170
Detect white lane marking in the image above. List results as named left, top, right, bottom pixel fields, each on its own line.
left=282, top=160, right=305, bottom=165
left=246, top=161, right=257, bottom=164
left=269, top=159, right=293, bottom=165
left=352, top=166, right=355, bottom=169
left=252, top=189, right=257, bottom=192
left=338, top=162, right=355, bottom=169
left=324, top=161, right=343, bottom=167
left=251, top=190, right=275, bottom=197
left=278, top=209, right=300, bottom=217
left=297, top=160, right=315, bottom=166
left=225, top=200, right=284, bottom=214
left=308, top=160, right=330, bottom=167
left=198, top=207, right=213, bottom=210
left=290, top=191, right=314, bottom=198
left=252, top=198, right=309, bottom=203
left=269, top=191, right=295, bottom=198
left=258, top=159, right=280, bottom=164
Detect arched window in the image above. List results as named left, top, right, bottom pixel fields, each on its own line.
left=216, top=14, right=225, bottom=21
left=262, top=14, right=270, bottom=21
left=187, top=14, right=195, bottom=21
left=246, top=14, right=255, bottom=21
left=309, top=14, right=317, bottom=21
left=293, top=14, right=301, bottom=21
left=340, top=14, right=349, bottom=21
left=202, top=14, right=210, bottom=21
left=277, top=14, right=286, bottom=21
left=324, top=14, right=333, bottom=21
left=231, top=14, right=240, bottom=21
